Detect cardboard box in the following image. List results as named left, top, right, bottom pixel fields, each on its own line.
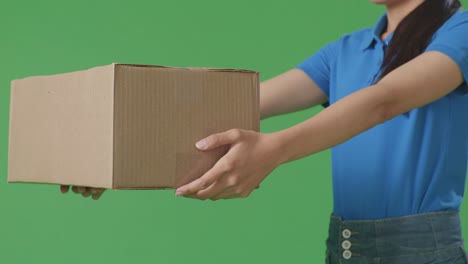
left=8, top=64, right=259, bottom=189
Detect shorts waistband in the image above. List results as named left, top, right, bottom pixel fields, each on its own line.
left=327, top=211, right=464, bottom=260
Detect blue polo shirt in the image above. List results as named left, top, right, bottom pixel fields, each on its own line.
left=298, top=11, right=468, bottom=220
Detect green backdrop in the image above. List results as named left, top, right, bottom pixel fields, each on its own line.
left=1, top=1, right=467, bottom=263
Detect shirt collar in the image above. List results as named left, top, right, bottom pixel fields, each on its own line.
left=360, top=13, right=393, bottom=51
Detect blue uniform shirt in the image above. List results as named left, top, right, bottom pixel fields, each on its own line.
left=298, top=11, right=468, bottom=220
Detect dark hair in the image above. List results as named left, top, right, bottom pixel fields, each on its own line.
left=379, top=0, right=462, bottom=79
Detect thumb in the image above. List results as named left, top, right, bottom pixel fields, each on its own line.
left=195, top=129, right=242, bottom=151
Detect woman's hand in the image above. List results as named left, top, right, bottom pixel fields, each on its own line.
left=60, top=185, right=105, bottom=200
left=175, top=129, right=284, bottom=201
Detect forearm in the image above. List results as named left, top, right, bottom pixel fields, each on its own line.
left=260, top=69, right=328, bottom=120
left=269, top=51, right=465, bottom=164
left=271, top=84, right=392, bottom=164
left=260, top=79, right=302, bottom=120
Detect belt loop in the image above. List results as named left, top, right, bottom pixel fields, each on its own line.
left=428, top=214, right=439, bottom=249
left=374, top=220, right=380, bottom=257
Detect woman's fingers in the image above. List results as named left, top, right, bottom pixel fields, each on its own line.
left=196, top=129, right=243, bottom=151
left=193, top=175, right=232, bottom=200
left=91, top=189, right=105, bottom=200
left=82, top=188, right=92, bottom=197
left=206, top=186, right=237, bottom=201
left=176, top=155, right=236, bottom=196
left=208, top=185, right=257, bottom=200
left=64, top=186, right=106, bottom=200
left=77, top=186, right=87, bottom=194
left=211, top=194, right=240, bottom=201
left=71, top=186, right=80, bottom=194
left=60, top=185, right=70, bottom=193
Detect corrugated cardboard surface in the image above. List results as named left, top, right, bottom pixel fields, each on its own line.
left=113, top=65, right=176, bottom=188
left=8, top=63, right=259, bottom=189
left=8, top=65, right=115, bottom=188
left=113, top=65, right=259, bottom=189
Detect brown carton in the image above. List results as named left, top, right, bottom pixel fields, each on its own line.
left=8, top=64, right=259, bottom=189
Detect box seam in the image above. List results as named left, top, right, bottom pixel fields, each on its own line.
left=111, top=63, right=117, bottom=189
left=7, top=81, right=15, bottom=182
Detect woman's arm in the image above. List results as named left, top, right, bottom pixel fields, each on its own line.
left=260, top=69, right=328, bottom=120
left=175, top=51, right=464, bottom=200
left=274, top=51, right=464, bottom=164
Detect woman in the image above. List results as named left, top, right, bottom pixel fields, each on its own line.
left=63, top=0, right=468, bottom=262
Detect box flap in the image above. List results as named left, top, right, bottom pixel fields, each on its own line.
left=112, top=63, right=258, bottom=74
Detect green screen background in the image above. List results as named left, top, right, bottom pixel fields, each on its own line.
left=1, top=1, right=468, bottom=263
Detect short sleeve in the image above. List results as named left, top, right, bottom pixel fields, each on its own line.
left=296, top=39, right=340, bottom=107
left=426, top=12, right=468, bottom=96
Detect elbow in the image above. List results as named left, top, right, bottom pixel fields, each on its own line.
left=378, top=103, right=396, bottom=124
left=374, top=84, right=398, bottom=124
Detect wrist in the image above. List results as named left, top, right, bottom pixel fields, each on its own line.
left=266, top=130, right=292, bottom=165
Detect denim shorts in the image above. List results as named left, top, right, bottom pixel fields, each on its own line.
left=325, top=211, right=468, bottom=264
